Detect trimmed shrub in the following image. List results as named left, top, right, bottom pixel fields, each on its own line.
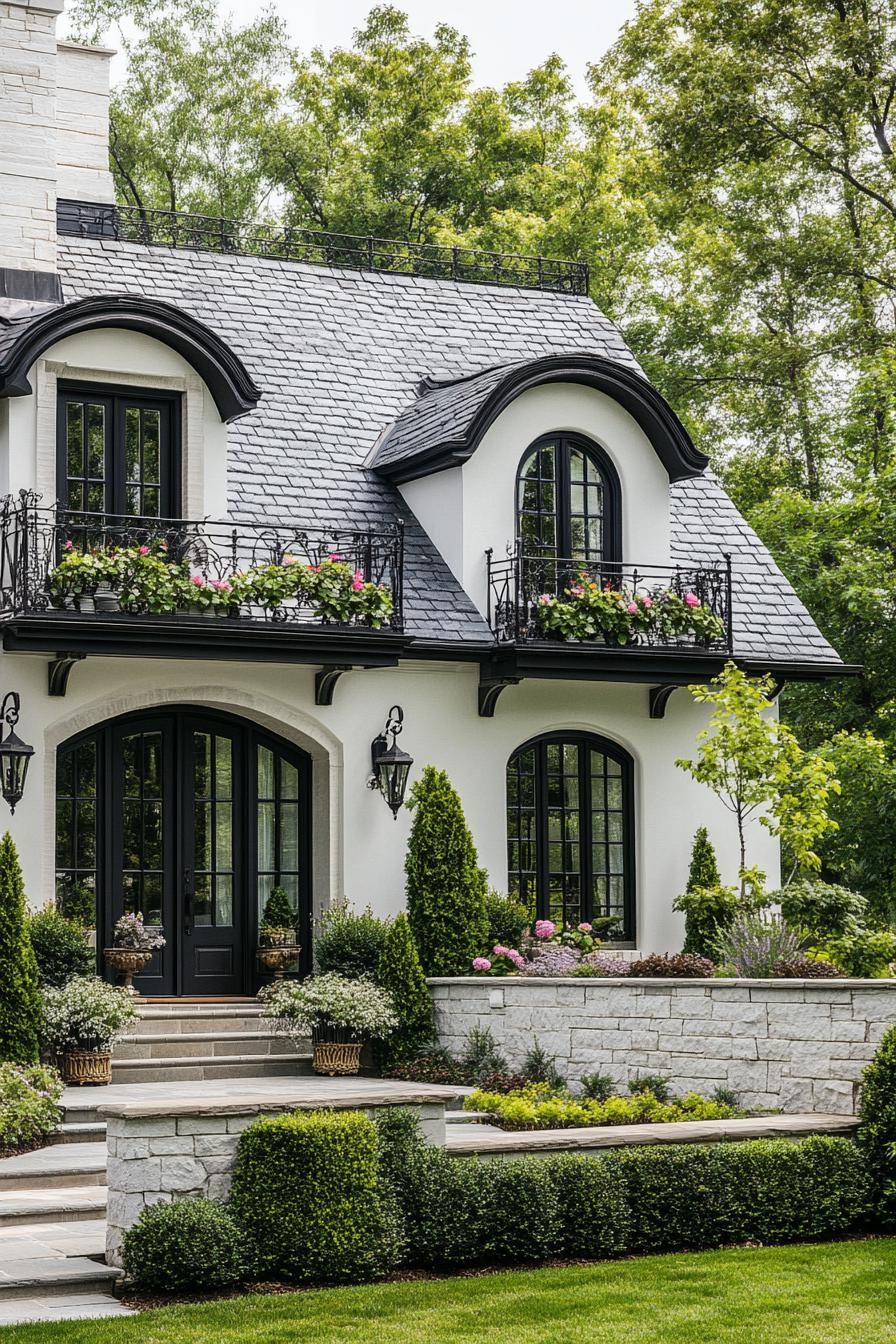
left=260, top=886, right=295, bottom=934
left=0, top=834, right=41, bottom=1065
left=405, top=766, right=488, bottom=976
left=314, top=901, right=389, bottom=978
left=466, top=1084, right=739, bottom=1131
left=545, top=1153, right=630, bottom=1259
left=610, top=1137, right=868, bottom=1252
left=483, top=889, right=530, bottom=950
left=857, top=1023, right=896, bottom=1227
left=0, top=1063, right=63, bottom=1154
left=673, top=828, right=731, bottom=958
left=375, top=913, right=433, bottom=1068
left=230, top=1110, right=402, bottom=1283
left=122, top=1198, right=249, bottom=1291
left=629, top=952, right=714, bottom=978
left=27, top=907, right=94, bottom=987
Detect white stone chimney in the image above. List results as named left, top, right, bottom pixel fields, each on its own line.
left=0, top=0, right=115, bottom=306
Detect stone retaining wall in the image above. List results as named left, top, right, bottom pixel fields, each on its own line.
left=430, top=977, right=896, bottom=1115
left=101, top=1090, right=452, bottom=1267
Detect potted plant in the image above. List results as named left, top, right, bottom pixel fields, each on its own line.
left=262, top=972, right=397, bottom=1076
left=257, top=886, right=300, bottom=980
left=104, top=912, right=165, bottom=994
left=42, top=975, right=138, bottom=1085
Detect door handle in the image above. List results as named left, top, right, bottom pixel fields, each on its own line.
left=183, top=868, right=194, bottom=937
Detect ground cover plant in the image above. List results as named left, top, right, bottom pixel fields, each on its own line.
left=0, top=1062, right=63, bottom=1156
left=465, top=1082, right=741, bottom=1131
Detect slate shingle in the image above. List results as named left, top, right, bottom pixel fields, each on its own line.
left=52, top=238, right=842, bottom=664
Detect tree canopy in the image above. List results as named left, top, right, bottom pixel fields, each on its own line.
left=67, top=0, right=896, bottom=910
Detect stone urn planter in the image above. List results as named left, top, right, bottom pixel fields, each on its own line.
left=61, top=1049, right=112, bottom=1086
left=256, top=944, right=300, bottom=981
left=104, top=946, right=153, bottom=995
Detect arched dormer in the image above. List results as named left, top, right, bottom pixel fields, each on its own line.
left=0, top=294, right=261, bottom=421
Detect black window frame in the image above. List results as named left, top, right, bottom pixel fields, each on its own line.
left=56, top=381, right=182, bottom=519
left=515, top=431, right=622, bottom=565
left=506, top=730, right=636, bottom=944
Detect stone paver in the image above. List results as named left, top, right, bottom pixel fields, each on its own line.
left=0, top=1219, right=106, bottom=1260
left=0, top=1293, right=133, bottom=1324
left=0, top=1144, right=105, bottom=1184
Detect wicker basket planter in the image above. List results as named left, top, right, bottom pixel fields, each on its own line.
left=104, top=947, right=153, bottom=994
left=62, top=1050, right=112, bottom=1086
left=311, top=1040, right=362, bottom=1076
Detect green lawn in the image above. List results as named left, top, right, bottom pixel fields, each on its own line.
left=5, top=1239, right=896, bottom=1344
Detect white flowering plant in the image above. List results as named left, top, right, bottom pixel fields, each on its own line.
left=42, top=976, right=139, bottom=1052
left=262, top=972, right=398, bottom=1044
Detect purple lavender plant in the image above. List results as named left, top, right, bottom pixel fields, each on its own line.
left=714, top=913, right=802, bottom=978
left=577, top=952, right=631, bottom=977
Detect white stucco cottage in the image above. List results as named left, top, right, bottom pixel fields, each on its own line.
left=0, top=0, right=852, bottom=996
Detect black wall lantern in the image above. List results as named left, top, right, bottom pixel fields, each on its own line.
left=0, top=693, right=32, bottom=814
left=368, top=705, right=413, bottom=819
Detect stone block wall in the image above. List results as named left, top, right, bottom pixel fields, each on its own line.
left=430, top=978, right=896, bottom=1115
left=103, top=1100, right=447, bottom=1267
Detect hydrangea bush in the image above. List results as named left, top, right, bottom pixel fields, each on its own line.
left=0, top=1063, right=63, bottom=1153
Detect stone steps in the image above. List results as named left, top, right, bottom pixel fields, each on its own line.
left=0, top=1145, right=106, bottom=1193
left=114, top=1030, right=298, bottom=1060
left=110, top=1051, right=311, bottom=1084
left=0, top=1257, right=122, bottom=1302
left=49, top=1122, right=106, bottom=1146
left=0, top=1186, right=108, bottom=1229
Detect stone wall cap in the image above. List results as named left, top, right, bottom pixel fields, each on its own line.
left=97, top=1079, right=464, bottom=1120
left=427, top=976, right=896, bottom=988
left=446, top=1112, right=859, bottom=1155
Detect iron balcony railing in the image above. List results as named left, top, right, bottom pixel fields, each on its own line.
left=56, top=200, right=590, bottom=296
left=0, top=493, right=404, bottom=632
left=486, top=545, right=733, bottom=652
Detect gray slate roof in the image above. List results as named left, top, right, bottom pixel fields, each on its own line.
left=53, top=237, right=841, bottom=664
left=370, top=362, right=518, bottom=471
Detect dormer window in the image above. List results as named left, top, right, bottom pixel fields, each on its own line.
left=516, top=433, right=620, bottom=565
left=58, top=383, right=181, bottom=518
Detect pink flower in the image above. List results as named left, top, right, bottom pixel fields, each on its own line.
left=538, top=594, right=554, bottom=605
left=352, top=570, right=365, bottom=592
left=190, top=574, right=205, bottom=587
left=534, top=919, right=556, bottom=940
left=283, top=555, right=297, bottom=566
left=472, top=957, right=492, bottom=972
left=685, top=592, right=700, bottom=608
left=327, top=553, right=342, bottom=563
left=642, top=595, right=653, bottom=608
left=578, top=922, right=593, bottom=933
left=569, top=585, right=584, bottom=597
left=212, top=580, right=231, bottom=592
left=138, top=545, right=150, bottom=556
left=627, top=602, right=638, bottom=615
left=64, top=540, right=73, bottom=551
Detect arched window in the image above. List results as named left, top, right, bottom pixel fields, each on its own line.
left=55, top=708, right=311, bottom=996
left=506, top=733, right=635, bottom=941
left=516, top=434, right=620, bottom=565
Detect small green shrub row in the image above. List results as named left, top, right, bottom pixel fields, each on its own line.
left=378, top=1114, right=869, bottom=1268
left=122, top=1107, right=870, bottom=1292
left=465, top=1083, right=740, bottom=1131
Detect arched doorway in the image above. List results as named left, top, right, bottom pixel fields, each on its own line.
left=55, top=707, right=312, bottom=995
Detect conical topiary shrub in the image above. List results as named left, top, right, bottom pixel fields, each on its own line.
left=376, top=913, right=433, bottom=1067
left=857, top=1023, right=896, bottom=1227
left=0, top=833, right=41, bottom=1064
left=673, top=827, right=734, bottom=959
left=405, top=766, right=488, bottom=976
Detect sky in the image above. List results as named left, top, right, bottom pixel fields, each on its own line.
left=101, top=1, right=639, bottom=95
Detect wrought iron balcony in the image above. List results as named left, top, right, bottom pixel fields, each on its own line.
left=486, top=546, right=733, bottom=652
left=57, top=200, right=590, bottom=296
left=0, top=494, right=404, bottom=632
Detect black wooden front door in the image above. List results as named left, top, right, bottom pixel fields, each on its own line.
left=109, top=714, right=246, bottom=996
